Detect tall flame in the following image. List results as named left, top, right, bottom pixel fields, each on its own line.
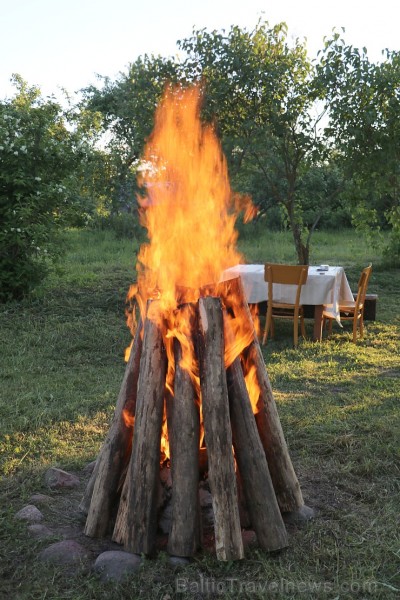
left=126, top=84, right=260, bottom=447
left=133, top=84, right=249, bottom=314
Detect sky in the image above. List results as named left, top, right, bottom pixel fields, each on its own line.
left=1, top=0, right=399, bottom=101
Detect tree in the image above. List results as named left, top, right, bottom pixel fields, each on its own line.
left=179, top=22, right=339, bottom=264
left=317, top=34, right=400, bottom=261
left=0, top=76, right=91, bottom=301
left=79, top=55, right=180, bottom=215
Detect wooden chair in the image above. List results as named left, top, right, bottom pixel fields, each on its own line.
left=322, top=264, right=372, bottom=343
left=262, top=263, right=309, bottom=347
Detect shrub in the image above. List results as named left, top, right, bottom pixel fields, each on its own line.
left=0, top=78, right=84, bottom=301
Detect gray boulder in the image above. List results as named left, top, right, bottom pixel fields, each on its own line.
left=15, top=505, right=44, bottom=523
left=45, top=467, right=80, bottom=489
left=38, top=540, right=90, bottom=566
left=94, top=550, right=142, bottom=582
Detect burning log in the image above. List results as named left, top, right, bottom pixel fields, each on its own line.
left=227, top=355, right=288, bottom=551
left=166, top=304, right=201, bottom=557
left=224, top=277, right=304, bottom=513
left=123, top=301, right=167, bottom=555
left=81, top=280, right=307, bottom=561
left=198, top=296, right=244, bottom=561
left=81, top=317, right=142, bottom=535
left=251, top=341, right=304, bottom=513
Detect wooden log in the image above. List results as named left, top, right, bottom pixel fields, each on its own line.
left=227, top=355, right=288, bottom=551
left=222, top=277, right=303, bottom=513
left=236, top=469, right=251, bottom=529
left=124, top=302, right=167, bottom=555
left=167, top=304, right=201, bottom=557
left=198, top=296, right=244, bottom=561
left=249, top=341, right=304, bottom=512
left=112, top=459, right=131, bottom=545
left=79, top=457, right=100, bottom=517
left=82, top=318, right=143, bottom=535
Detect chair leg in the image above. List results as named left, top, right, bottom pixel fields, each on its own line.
left=360, top=315, right=364, bottom=339
left=293, top=314, right=299, bottom=347
left=352, top=316, right=358, bottom=343
left=323, top=317, right=333, bottom=336
left=300, top=315, right=306, bottom=339
left=262, top=311, right=271, bottom=345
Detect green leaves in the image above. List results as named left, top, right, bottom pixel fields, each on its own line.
left=79, top=55, right=180, bottom=214
left=0, top=79, right=89, bottom=300
left=178, top=21, right=332, bottom=264
left=318, top=39, right=400, bottom=261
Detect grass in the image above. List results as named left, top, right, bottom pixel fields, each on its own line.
left=0, top=227, right=399, bottom=599
left=238, top=221, right=381, bottom=267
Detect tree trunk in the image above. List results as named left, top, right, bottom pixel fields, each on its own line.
left=291, top=220, right=309, bottom=265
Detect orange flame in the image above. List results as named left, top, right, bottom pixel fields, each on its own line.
left=127, top=84, right=261, bottom=459
left=160, top=408, right=170, bottom=460
left=122, top=409, right=135, bottom=429
left=243, top=360, right=261, bottom=414
left=135, top=84, right=247, bottom=316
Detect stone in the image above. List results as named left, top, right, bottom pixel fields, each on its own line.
left=38, top=540, right=90, bottom=566
left=282, top=504, right=316, bottom=525
left=94, top=551, right=142, bottom=582
left=15, top=505, right=44, bottom=523
left=29, top=493, right=53, bottom=505
left=168, top=555, right=191, bottom=567
left=27, top=523, right=54, bottom=538
left=45, top=467, right=80, bottom=489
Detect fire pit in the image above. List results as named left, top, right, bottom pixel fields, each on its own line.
left=79, top=84, right=306, bottom=561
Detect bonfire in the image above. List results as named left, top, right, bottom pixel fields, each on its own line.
left=80, top=84, right=306, bottom=561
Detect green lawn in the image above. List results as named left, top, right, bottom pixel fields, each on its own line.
left=0, top=228, right=399, bottom=599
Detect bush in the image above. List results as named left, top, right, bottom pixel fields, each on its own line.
left=0, top=78, right=84, bottom=301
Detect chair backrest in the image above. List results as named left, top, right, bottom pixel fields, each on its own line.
left=355, top=264, right=372, bottom=311
left=264, top=263, right=309, bottom=306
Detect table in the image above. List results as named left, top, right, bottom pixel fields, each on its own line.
left=221, top=264, right=354, bottom=341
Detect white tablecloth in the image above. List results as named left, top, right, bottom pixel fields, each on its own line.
left=221, top=264, right=354, bottom=322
